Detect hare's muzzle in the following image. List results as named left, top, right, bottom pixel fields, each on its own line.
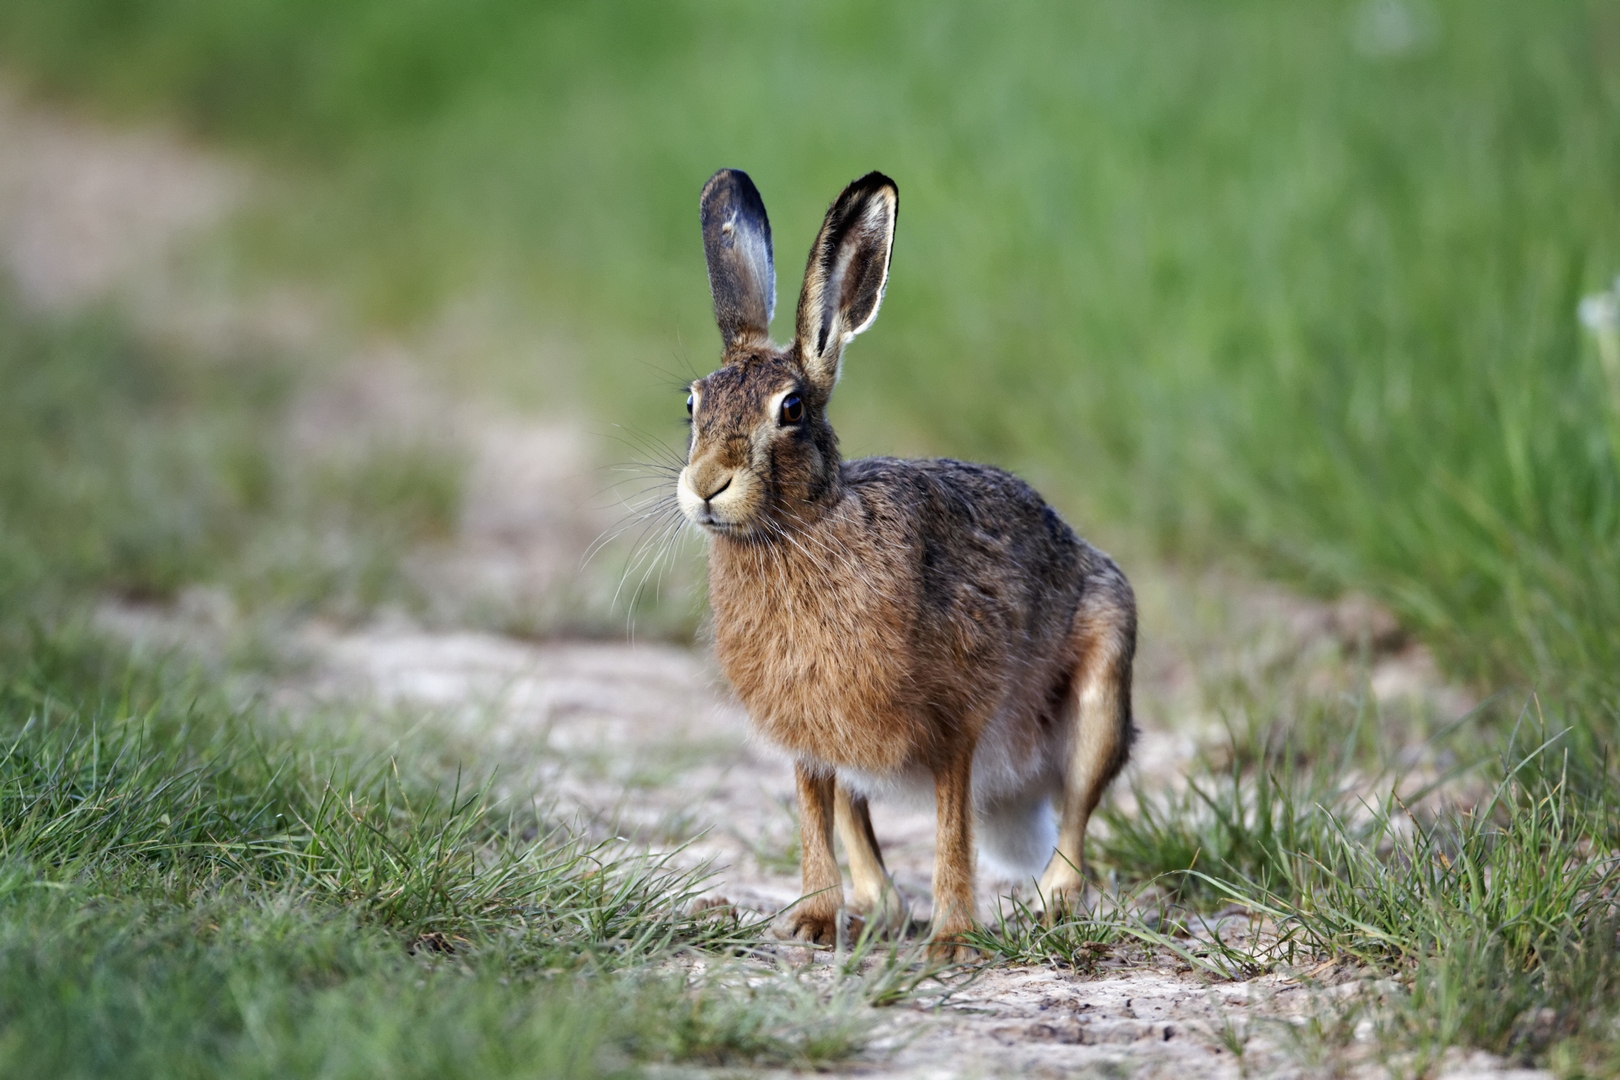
left=677, top=461, right=746, bottom=532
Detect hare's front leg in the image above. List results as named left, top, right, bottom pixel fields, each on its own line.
left=834, top=785, right=904, bottom=929
left=788, top=765, right=844, bottom=945
left=928, top=750, right=979, bottom=960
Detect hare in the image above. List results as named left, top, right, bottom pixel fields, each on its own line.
left=677, top=168, right=1136, bottom=954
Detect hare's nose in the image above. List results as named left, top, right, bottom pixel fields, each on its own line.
left=699, top=474, right=733, bottom=502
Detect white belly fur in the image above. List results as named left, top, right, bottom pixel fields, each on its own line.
left=831, top=706, right=1063, bottom=881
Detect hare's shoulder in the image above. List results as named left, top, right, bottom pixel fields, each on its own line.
left=840, top=456, right=1090, bottom=616
left=843, top=456, right=1076, bottom=547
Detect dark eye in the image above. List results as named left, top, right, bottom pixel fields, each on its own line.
left=779, top=394, right=804, bottom=424
left=685, top=393, right=694, bottom=416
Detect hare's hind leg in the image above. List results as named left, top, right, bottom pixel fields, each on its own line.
left=1037, top=569, right=1137, bottom=909
left=834, top=784, right=905, bottom=930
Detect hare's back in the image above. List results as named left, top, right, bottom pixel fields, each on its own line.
left=842, top=457, right=1091, bottom=644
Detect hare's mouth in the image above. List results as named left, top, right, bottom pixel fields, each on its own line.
left=693, top=512, right=745, bottom=536
left=678, top=498, right=730, bottom=531
left=687, top=505, right=763, bottom=538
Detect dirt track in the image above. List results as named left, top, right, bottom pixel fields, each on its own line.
left=2, top=83, right=1541, bottom=1079
left=262, top=615, right=1489, bottom=1080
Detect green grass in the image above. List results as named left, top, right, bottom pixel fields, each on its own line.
left=1294, top=731, right=1620, bottom=1073
left=0, top=296, right=283, bottom=609
left=1127, top=711, right=1620, bottom=1071
left=0, top=625, right=900, bottom=1077
left=4, top=0, right=1619, bottom=711
left=0, top=290, right=463, bottom=621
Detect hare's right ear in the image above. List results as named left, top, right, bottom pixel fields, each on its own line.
left=700, top=169, right=776, bottom=351
left=795, top=172, right=898, bottom=395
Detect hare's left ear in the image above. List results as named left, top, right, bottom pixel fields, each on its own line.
left=795, top=172, right=898, bottom=394
left=701, top=169, right=776, bottom=351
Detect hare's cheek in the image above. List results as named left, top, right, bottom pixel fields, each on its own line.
left=749, top=426, right=779, bottom=471
left=707, top=470, right=756, bottom=520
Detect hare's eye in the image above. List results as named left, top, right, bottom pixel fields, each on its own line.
left=779, top=394, right=804, bottom=424
left=685, top=393, right=694, bottom=416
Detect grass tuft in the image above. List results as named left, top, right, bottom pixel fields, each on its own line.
left=0, top=628, right=881, bottom=1074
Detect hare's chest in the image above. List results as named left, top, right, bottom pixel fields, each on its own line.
left=708, top=549, right=921, bottom=772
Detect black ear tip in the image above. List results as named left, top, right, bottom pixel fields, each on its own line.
left=852, top=170, right=898, bottom=197
left=832, top=171, right=898, bottom=220
left=701, top=168, right=765, bottom=212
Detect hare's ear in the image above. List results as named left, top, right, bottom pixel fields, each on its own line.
left=794, top=172, right=897, bottom=394
left=701, top=169, right=776, bottom=351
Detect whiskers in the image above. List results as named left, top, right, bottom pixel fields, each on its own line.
left=588, top=424, right=703, bottom=637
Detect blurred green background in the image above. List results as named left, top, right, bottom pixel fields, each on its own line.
left=2, top=0, right=1618, bottom=711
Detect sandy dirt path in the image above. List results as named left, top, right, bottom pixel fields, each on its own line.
left=269, top=570, right=1510, bottom=1080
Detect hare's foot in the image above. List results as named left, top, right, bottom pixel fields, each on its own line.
left=784, top=906, right=835, bottom=939
left=1035, top=858, right=1089, bottom=924
left=925, top=926, right=982, bottom=964
left=783, top=906, right=840, bottom=946
left=849, top=882, right=907, bottom=934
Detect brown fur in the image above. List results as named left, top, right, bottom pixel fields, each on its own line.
left=679, top=169, right=1136, bottom=953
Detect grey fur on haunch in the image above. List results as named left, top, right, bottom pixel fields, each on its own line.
left=700, top=168, right=776, bottom=349
left=678, top=168, right=1136, bottom=955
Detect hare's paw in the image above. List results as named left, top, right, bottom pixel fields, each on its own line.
left=925, top=930, right=982, bottom=965
left=850, top=885, right=907, bottom=933
left=783, top=908, right=839, bottom=947
left=1030, top=889, right=1094, bottom=926
left=926, top=909, right=982, bottom=964
left=1035, top=861, right=1089, bottom=924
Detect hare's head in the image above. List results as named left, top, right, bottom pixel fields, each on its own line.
left=678, top=169, right=898, bottom=538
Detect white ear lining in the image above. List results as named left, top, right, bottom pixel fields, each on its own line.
left=819, top=191, right=895, bottom=354
left=734, top=215, right=776, bottom=327
left=822, top=243, right=859, bottom=349
left=844, top=193, right=895, bottom=340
